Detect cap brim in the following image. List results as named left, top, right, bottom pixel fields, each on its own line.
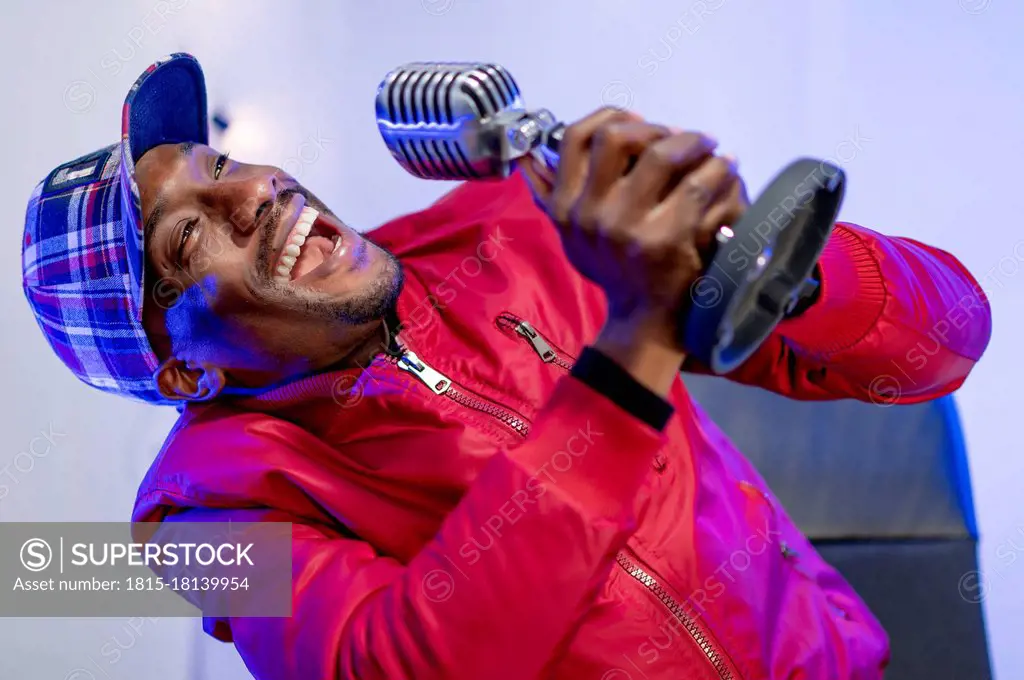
left=123, top=53, right=209, bottom=163
left=117, top=53, right=209, bottom=317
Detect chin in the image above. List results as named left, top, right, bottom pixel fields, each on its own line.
left=258, top=235, right=402, bottom=329
left=326, top=239, right=389, bottom=293
left=318, top=244, right=403, bottom=325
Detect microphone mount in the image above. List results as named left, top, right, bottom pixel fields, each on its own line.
left=454, top=108, right=564, bottom=178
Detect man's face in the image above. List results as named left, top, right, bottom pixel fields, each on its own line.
left=136, top=142, right=403, bottom=398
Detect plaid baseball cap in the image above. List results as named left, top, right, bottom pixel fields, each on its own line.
left=22, top=53, right=209, bottom=405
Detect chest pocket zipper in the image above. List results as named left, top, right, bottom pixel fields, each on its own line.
left=394, top=347, right=531, bottom=438
left=496, top=313, right=575, bottom=371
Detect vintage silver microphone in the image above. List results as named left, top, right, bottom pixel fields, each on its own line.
left=375, top=62, right=845, bottom=374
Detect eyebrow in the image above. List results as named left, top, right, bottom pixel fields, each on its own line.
left=142, top=142, right=197, bottom=246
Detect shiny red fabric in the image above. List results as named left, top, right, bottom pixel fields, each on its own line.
left=133, top=172, right=991, bottom=680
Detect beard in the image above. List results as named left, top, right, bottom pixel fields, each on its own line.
left=331, top=242, right=404, bottom=324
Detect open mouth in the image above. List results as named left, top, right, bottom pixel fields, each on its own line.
left=272, top=206, right=346, bottom=284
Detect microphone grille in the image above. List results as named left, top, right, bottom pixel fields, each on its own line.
left=376, top=62, right=523, bottom=126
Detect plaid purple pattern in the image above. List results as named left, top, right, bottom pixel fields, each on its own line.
left=22, top=53, right=207, bottom=406
left=22, top=143, right=167, bottom=404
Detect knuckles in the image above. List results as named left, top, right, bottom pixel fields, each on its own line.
left=641, top=140, right=680, bottom=170
left=592, top=121, right=670, bottom=154
left=562, top=107, right=638, bottom=148
left=705, top=155, right=737, bottom=181
left=591, top=123, right=628, bottom=153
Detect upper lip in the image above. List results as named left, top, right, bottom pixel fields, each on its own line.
left=263, top=194, right=305, bottom=279
left=264, top=195, right=346, bottom=280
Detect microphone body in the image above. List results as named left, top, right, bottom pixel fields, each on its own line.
left=375, top=62, right=844, bottom=375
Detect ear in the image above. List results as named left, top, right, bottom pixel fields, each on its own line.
left=154, top=357, right=227, bottom=402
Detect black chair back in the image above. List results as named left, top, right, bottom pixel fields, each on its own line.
left=683, top=373, right=992, bottom=680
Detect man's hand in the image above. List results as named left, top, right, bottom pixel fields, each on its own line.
left=520, top=107, right=748, bottom=396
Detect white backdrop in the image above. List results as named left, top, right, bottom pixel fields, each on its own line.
left=2, top=1, right=1021, bottom=678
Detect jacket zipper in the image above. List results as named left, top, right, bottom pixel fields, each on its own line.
left=399, top=327, right=736, bottom=678
left=616, top=550, right=740, bottom=680
left=392, top=346, right=531, bottom=438
left=495, top=313, right=574, bottom=371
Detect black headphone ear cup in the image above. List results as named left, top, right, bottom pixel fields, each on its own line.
left=681, top=159, right=845, bottom=374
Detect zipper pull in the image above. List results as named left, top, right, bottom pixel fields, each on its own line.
left=516, top=321, right=556, bottom=363
left=396, top=349, right=451, bottom=395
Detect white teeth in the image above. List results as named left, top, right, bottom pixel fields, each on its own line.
left=273, top=206, right=322, bottom=282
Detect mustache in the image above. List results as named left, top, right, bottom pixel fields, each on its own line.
left=253, top=187, right=299, bottom=278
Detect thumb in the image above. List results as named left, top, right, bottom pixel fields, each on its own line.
left=518, top=154, right=556, bottom=204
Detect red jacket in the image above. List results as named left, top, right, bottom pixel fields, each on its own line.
left=133, top=172, right=991, bottom=680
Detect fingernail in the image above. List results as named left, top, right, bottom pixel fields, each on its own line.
left=723, top=153, right=738, bottom=167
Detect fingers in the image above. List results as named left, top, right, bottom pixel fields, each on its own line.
left=583, top=122, right=674, bottom=199
left=566, top=122, right=676, bottom=243
left=550, top=107, right=642, bottom=223
left=520, top=109, right=746, bottom=268
left=622, top=132, right=718, bottom=207
left=519, top=156, right=555, bottom=207
left=700, top=177, right=747, bottom=230
left=663, top=155, right=744, bottom=252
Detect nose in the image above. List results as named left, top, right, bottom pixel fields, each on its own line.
left=221, top=168, right=282, bottom=236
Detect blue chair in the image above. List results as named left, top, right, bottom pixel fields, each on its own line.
left=682, top=373, right=992, bottom=680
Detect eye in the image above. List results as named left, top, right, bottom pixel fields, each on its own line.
left=213, top=151, right=231, bottom=180
left=176, top=217, right=199, bottom=267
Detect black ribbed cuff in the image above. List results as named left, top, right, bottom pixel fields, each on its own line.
left=569, top=347, right=675, bottom=431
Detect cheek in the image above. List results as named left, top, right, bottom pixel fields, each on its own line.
left=166, top=276, right=247, bottom=349
left=190, top=233, right=245, bottom=281
left=186, top=241, right=254, bottom=311
left=165, top=286, right=208, bottom=341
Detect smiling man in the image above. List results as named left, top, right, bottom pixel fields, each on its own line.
left=23, top=54, right=992, bottom=680
left=137, top=139, right=404, bottom=400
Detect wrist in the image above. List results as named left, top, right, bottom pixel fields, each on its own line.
left=594, top=311, right=686, bottom=398
left=570, top=348, right=675, bottom=431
